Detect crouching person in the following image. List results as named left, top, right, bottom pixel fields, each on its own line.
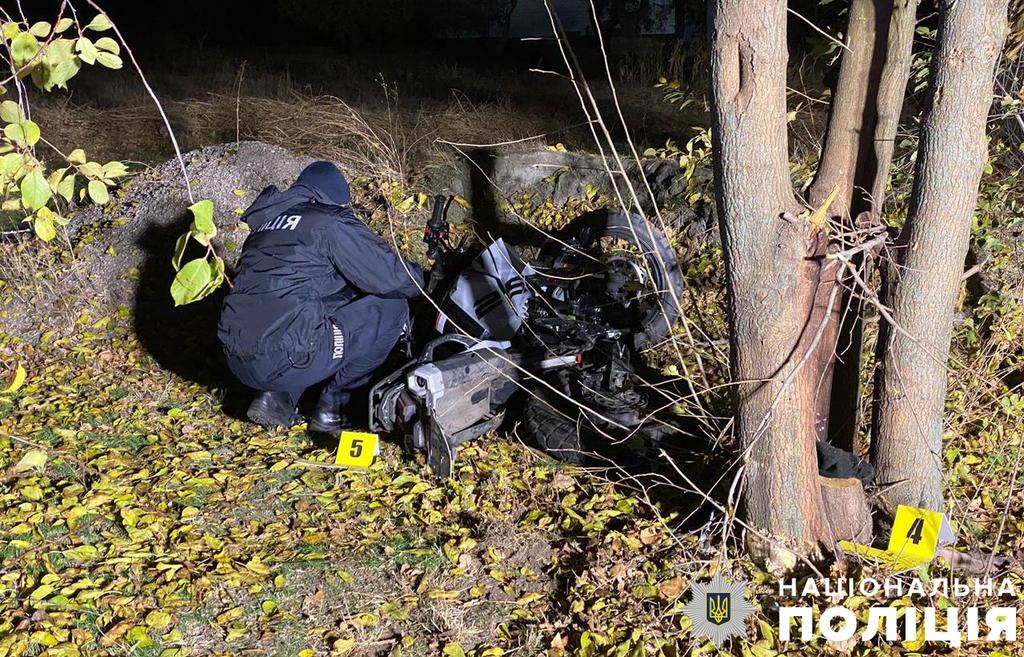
left=218, top=161, right=423, bottom=433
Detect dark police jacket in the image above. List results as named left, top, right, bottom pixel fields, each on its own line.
left=218, top=186, right=423, bottom=358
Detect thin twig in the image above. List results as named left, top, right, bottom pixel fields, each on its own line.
left=80, top=0, right=194, bottom=203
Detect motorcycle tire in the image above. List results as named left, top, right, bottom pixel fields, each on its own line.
left=522, top=393, right=588, bottom=464
left=544, top=209, right=685, bottom=350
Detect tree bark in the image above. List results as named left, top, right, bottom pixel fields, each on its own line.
left=820, top=476, right=873, bottom=543
left=808, top=0, right=918, bottom=453
left=872, top=0, right=1009, bottom=510
left=709, top=0, right=830, bottom=546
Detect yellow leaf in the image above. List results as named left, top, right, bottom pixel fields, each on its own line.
left=12, top=448, right=47, bottom=474
left=145, top=610, right=171, bottom=630
left=29, top=631, right=58, bottom=647
left=2, top=362, right=25, bottom=393
left=806, top=184, right=839, bottom=232
left=30, top=584, right=54, bottom=600
left=260, top=600, right=278, bottom=615
left=21, top=484, right=43, bottom=501
left=443, top=643, right=466, bottom=657
left=516, top=592, right=542, bottom=605
left=244, top=557, right=270, bottom=575
left=394, top=196, right=416, bottom=214
left=225, top=624, right=247, bottom=642
left=65, top=544, right=99, bottom=561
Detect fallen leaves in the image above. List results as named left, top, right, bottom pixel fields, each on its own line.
left=1, top=362, right=25, bottom=393
left=8, top=309, right=1007, bottom=657
left=11, top=448, right=46, bottom=474
left=657, top=576, right=687, bottom=600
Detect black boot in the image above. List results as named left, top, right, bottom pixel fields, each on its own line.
left=247, top=391, right=300, bottom=429
left=309, top=394, right=346, bottom=435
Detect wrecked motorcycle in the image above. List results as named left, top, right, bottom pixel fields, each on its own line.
left=368, top=195, right=686, bottom=476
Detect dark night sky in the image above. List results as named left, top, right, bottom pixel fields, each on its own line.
left=78, top=1, right=487, bottom=53
left=25, top=0, right=849, bottom=84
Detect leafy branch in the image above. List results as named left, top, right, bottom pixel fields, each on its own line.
left=0, top=10, right=127, bottom=241
left=170, top=200, right=227, bottom=306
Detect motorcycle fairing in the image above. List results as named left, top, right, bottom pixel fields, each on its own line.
left=435, top=239, right=535, bottom=340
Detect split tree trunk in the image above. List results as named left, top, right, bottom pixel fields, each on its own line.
left=872, top=0, right=1009, bottom=510
left=807, top=0, right=918, bottom=453
left=708, top=0, right=831, bottom=546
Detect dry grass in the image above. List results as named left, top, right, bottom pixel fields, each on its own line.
left=0, top=237, right=84, bottom=330
left=29, top=49, right=698, bottom=177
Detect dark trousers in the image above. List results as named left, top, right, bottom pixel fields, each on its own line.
left=227, top=295, right=408, bottom=408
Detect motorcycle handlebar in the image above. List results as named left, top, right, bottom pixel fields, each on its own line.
left=424, top=195, right=452, bottom=260
left=428, top=195, right=448, bottom=230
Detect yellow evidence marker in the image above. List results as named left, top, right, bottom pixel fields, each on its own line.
left=334, top=431, right=380, bottom=469
left=839, top=504, right=954, bottom=571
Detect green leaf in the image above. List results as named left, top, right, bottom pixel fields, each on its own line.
left=0, top=100, right=23, bottom=124
left=189, top=199, right=216, bottom=245
left=54, top=18, right=74, bottom=33
left=79, top=161, right=103, bottom=178
left=125, top=626, right=152, bottom=648
left=47, top=167, right=67, bottom=191
left=11, top=32, right=40, bottom=65
left=95, top=37, right=120, bottom=55
left=20, top=169, right=50, bottom=210
left=172, top=233, right=189, bottom=271
left=87, top=179, right=110, bottom=205
left=4, top=120, right=40, bottom=146
left=95, top=51, right=122, bottom=69
left=85, top=14, right=113, bottom=32
left=33, top=207, right=56, bottom=242
left=38, top=38, right=81, bottom=90
left=29, top=22, right=51, bottom=38
left=171, top=258, right=213, bottom=307
left=101, top=160, right=128, bottom=178
left=76, top=37, right=98, bottom=65
left=67, top=148, right=87, bottom=165
left=1, top=152, right=25, bottom=176
left=2, top=22, right=20, bottom=40
left=57, top=172, right=75, bottom=202
left=202, top=257, right=226, bottom=297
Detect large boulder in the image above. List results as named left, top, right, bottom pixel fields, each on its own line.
left=0, top=142, right=314, bottom=368
left=430, top=147, right=714, bottom=239
left=68, top=141, right=315, bottom=305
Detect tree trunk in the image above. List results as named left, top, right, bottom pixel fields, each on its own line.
left=709, top=0, right=830, bottom=547
left=820, top=476, right=873, bottom=543
left=872, top=0, right=1009, bottom=511
left=808, top=0, right=918, bottom=453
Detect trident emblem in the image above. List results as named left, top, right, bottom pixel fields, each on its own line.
left=706, top=592, right=731, bottom=625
